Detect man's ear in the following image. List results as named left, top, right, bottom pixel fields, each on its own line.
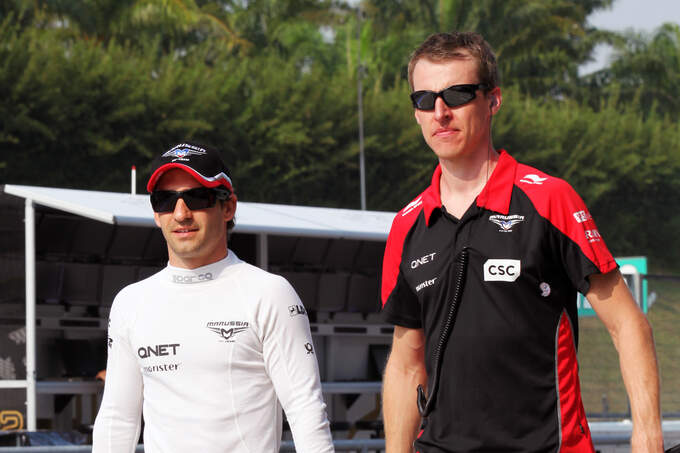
left=154, top=212, right=162, bottom=228
left=488, top=87, right=502, bottom=115
left=414, top=109, right=421, bottom=125
left=223, top=194, right=237, bottom=223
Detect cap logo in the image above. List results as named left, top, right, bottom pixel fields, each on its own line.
left=162, top=143, right=206, bottom=160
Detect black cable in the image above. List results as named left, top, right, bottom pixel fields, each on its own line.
left=417, top=247, right=469, bottom=417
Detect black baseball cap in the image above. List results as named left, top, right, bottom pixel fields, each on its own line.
left=147, top=142, right=233, bottom=193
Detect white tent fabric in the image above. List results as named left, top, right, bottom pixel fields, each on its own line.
left=1, top=184, right=397, bottom=430
left=3, top=184, right=396, bottom=240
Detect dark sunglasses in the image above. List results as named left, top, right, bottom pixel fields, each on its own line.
left=150, top=187, right=231, bottom=213
left=410, top=83, right=487, bottom=110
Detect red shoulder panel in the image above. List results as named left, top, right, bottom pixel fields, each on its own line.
left=514, top=163, right=616, bottom=274
left=381, top=194, right=424, bottom=307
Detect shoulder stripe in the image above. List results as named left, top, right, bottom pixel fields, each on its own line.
left=515, top=164, right=616, bottom=273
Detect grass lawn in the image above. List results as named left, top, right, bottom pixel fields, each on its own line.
left=578, top=278, right=680, bottom=418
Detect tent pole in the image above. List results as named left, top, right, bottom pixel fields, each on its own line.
left=256, top=234, right=268, bottom=271
left=24, top=199, right=37, bottom=431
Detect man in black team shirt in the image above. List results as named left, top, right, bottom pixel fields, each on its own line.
left=380, top=32, right=664, bottom=453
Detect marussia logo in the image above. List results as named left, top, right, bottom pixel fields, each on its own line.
left=163, top=143, right=206, bottom=159
left=489, top=214, right=525, bottom=232
left=520, top=174, right=548, bottom=185
left=402, top=196, right=423, bottom=216
left=206, top=321, right=249, bottom=342
left=208, top=326, right=248, bottom=341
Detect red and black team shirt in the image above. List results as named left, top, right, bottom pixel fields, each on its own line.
left=381, top=150, right=617, bottom=453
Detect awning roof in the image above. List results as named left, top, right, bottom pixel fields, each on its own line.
left=2, top=184, right=396, bottom=241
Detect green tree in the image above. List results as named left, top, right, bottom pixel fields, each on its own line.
left=597, top=23, right=680, bottom=118
left=350, top=0, right=616, bottom=96
left=494, top=86, right=680, bottom=266
left=19, top=0, right=248, bottom=52
left=1, top=0, right=679, bottom=267
left=215, top=0, right=336, bottom=51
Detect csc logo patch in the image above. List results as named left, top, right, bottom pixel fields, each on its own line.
left=483, top=259, right=521, bottom=282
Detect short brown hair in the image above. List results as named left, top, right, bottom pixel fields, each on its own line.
left=407, top=32, right=499, bottom=92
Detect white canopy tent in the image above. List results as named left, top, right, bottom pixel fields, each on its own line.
left=1, top=184, right=396, bottom=430
left=2, top=184, right=395, bottom=238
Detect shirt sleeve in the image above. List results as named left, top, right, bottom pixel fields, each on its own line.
left=381, top=273, right=421, bottom=328
left=92, top=289, right=143, bottom=453
left=257, top=276, right=334, bottom=453
left=546, top=179, right=618, bottom=295
left=380, top=215, right=422, bottom=328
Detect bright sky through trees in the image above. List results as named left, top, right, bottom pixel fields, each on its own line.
left=581, top=0, right=680, bottom=73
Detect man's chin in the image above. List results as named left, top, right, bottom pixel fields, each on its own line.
left=432, top=148, right=465, bottom=160
left=168, top=243, right=201, bottom=260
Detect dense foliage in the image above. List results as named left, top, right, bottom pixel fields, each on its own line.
left=0, top=1, right=678, bottom=267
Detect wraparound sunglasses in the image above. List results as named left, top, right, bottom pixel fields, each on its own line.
left=410, top=83, right=488, bottom=110
left=150, top=187, right=231, bottom=213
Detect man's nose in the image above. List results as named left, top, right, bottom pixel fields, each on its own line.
left=433, top=96, right=452, bottom=123
left=173, top=197, right=193, bottom=221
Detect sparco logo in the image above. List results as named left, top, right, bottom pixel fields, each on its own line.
left=207, top=321, right=249, bottom=342
left=489, top=214, right=525, bottom=232
left=483, top=259, right=521, bottom=282
left=172, top=273, right=213, bottom=284
left=402, top=196, right=423, bottom=216
left=138, top=343, right=180, bottom=359
left=520, top=174, right=548, bottom=185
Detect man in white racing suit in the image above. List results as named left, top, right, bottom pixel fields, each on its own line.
left=92, top=142, right=334, bottom=453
